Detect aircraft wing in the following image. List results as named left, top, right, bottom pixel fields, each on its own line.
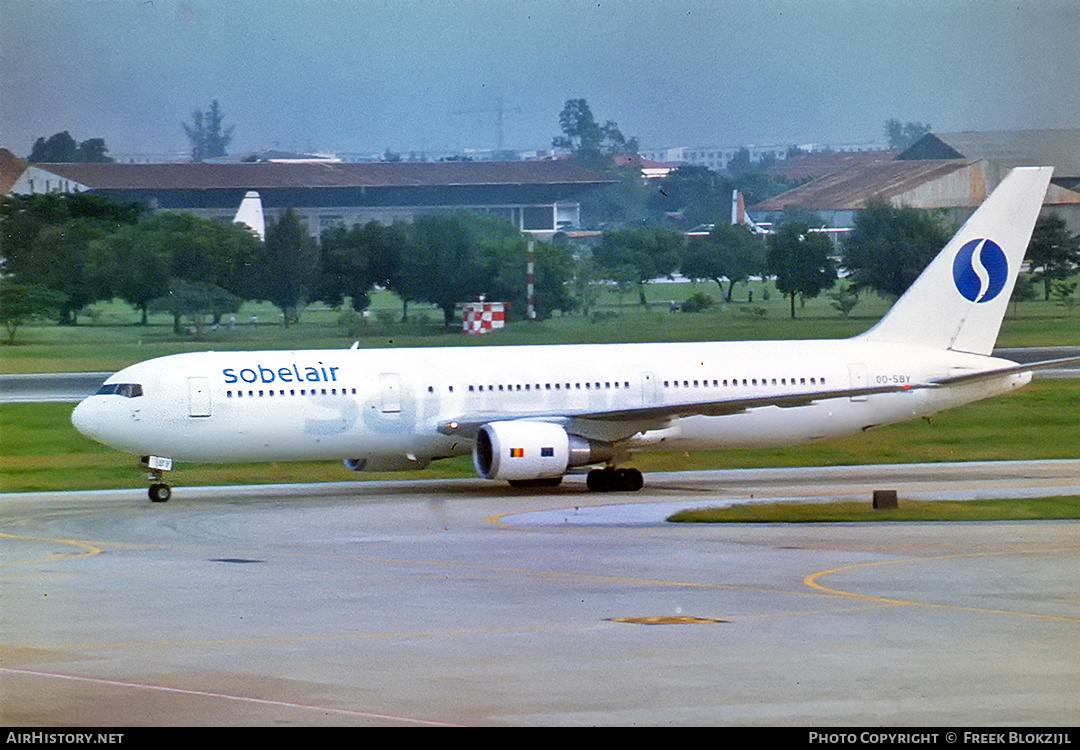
left=578, top=355, right=1080, bottom=426
left=437, top=381, right=923, bottom=444
left=437, top=355, right=1079, bottom=444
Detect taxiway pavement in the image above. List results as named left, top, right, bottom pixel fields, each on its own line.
left=2, top=461, right=1079, bottom=726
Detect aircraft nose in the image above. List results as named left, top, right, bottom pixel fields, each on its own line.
left=71, top=398, right=102, bottom=440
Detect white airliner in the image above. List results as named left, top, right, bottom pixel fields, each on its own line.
left=731, top=189, right=770, bottom=235
left=73, top=167, right=1073, bottom=502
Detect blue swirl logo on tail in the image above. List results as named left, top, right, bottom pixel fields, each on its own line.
left=952, top=238, right=1008, bottom=303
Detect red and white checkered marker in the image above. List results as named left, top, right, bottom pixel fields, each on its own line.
left=462, top=301, right=506, bottom=334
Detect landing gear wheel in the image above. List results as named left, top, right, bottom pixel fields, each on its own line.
left=587, top=467, right=613, bottom=492
left=620, top=467, right=644, bottom=492
left=142, top=456, right=174, bottom=503
left=587, top=467, right=643, bottom=492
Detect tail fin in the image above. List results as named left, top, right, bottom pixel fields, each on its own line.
left=234, top=191, right=266, bottom=241
left=859, top=166, right=1052, bottom=355
left=732, top=189, right=746, bottom=225
left=731, top=190, right=770, bottom=235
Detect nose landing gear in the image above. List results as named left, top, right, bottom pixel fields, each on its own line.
left=141, top=455, right=174, bottom=502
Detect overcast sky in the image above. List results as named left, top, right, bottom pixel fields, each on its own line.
left=3, top=0, right=1078, bottom=159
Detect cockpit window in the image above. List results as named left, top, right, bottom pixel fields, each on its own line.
left=96, top=383, right=143, bottom=398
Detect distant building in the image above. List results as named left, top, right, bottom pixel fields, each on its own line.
left=4, top=156, right=617, bottom=237
left=898, top=130, right=1080, bottom=191
left=639, top=140, right=887, bottom=173
left=612, top=154, right=675, bottom=179
left=751, top=130, right=1080, bottom=234
left=763, top=150, right=901, bottom=182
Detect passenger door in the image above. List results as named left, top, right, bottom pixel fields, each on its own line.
left=188, top=377, right=212, bottom=417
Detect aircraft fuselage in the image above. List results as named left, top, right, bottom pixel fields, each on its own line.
left=71, top=339, right=1028, bottom=467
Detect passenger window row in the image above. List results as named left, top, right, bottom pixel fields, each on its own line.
left=461, top=381, right=633, bottom=393
left=225, top=376, right=827, bottom=401
left=663, top=376, right=825, bottom=388
left=226, top=388, right=359, bottom=398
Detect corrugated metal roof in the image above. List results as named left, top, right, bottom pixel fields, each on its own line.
left=752, top=159, right=973, bottom=211
left=764, top=150, right=899, bottom=181
left=0, top=149, right=27, bottom=194
left=26, top=159, right=617, bottom=191
left=902, top=130, right=1080, bottom=177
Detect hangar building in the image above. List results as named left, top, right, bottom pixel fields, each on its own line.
left=3, top=155, right=617, bottom=238
left=752, top=129, right=1080, bottom=234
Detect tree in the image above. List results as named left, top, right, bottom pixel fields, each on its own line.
left=404, top=213, right=486, bottom=327
left=0, top=192, right=263, bottom=331
left=149, top=278, right=241, bottom=337
left=827, top=282, right=861, bottom=317
left=28, top=132, right=77, bottom=162
left=646, top=166, right=728, bottom=228
left=643, top=164, right=799, bottom=230
left=0, top=193, right=146, bottom=323
left=1052, top=280, right=1079, bottom=314
left=75, top=138, right=112, bottom=163
left=680, top=291, right=715, bottom=313
left=594, top=227, right=682, bottom=305
left=21, top=218, right=114, bottom=324
left=93, top=224, right=171, bottom=324
left=472, top=223, right=575, bottom=321
left=28, top=132, right=113, bottom=163
left=842, top=199, right=953, bottom=299
left=726, top=147, right=752, bottom=173
left=569, top=254, right=604, bottom=317
left=87, top=209, right=260, bottom=328
left=0, top=281, right=67, bottom=343
left=1025, top=213, right=1080, bottom=301
left=1010, top=273, right=1038, bottom=314
left=77, top=210, right=259, bottom=332
left=679, top=223, right=765, bottom=301
left=767, top=222, right=836, bottom=318
left=0, top=193, right=143, bottom=282
left=552, top=98, right=635, bottom=169
left=260, top=209, right=319, bottom=326
left=183, top=100, right=234, bottom=162
left=527, top=240, right=576, bottom=319
left=319, top=220, right=407, bottom=314
left=885, top=119, right=932, bottom=150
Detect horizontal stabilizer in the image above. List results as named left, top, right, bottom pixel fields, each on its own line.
left=930, top=355, right=1080, bottom=387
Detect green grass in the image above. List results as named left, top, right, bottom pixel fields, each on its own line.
left=2, top=281, right=1080, bottom=495
left=3, top=281, right=1078, bottom=374
left=669, top=497, right=1080, bottom=523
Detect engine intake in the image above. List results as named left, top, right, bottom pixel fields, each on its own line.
left=473, top=421, right=612, bottom=482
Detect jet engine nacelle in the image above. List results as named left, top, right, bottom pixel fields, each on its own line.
left=473, top=421, right=612, bottom=482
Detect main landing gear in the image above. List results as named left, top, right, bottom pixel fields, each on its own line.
left=586, top=466, right=644, bottom=492
left=141, top=455, right=174, bottom=502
